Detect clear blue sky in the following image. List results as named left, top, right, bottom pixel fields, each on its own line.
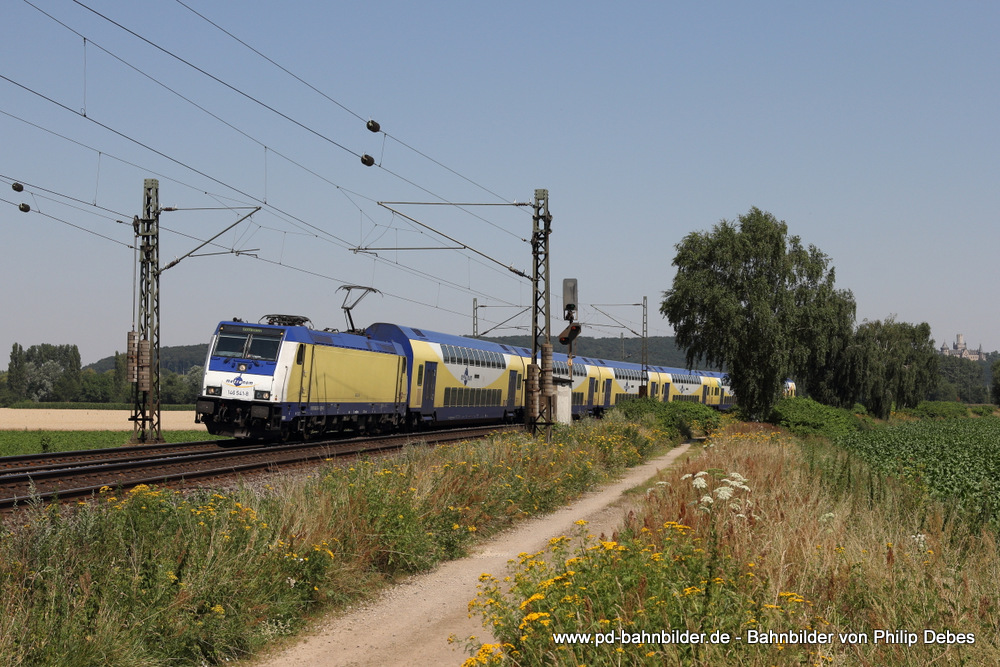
left=2, top=1, right=998, bottom=371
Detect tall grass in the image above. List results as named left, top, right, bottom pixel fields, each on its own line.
left=467, top=424, right=1000, bottom=666
left=0, top=418, right=669, bottom=665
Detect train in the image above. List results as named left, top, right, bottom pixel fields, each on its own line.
left=194, top=315, right=796, bottom=440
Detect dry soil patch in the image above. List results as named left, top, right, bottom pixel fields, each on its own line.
left=0, top=408, right=204, bottom=432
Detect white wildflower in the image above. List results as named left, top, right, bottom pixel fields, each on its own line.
left=694, top=471, right=709, bottom=478
left=692, top=476, right=708, bottom=490
left=680, top=473, right=693, bottom=481
left=714, top=485, right=735, bottom=501
left=700, top=495, right=714, bottom=505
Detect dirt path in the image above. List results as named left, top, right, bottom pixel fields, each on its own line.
left=251, top=444, right=691, bottom=667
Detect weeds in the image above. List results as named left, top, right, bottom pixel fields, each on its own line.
left=0, top=418, right=669, bottom=665
left=466, top=424, right=1000, bottom=666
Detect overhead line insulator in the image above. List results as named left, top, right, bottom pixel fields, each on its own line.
left=366, top=119, right=381, bottom=133
left=361, top=154, right=375, bottom=167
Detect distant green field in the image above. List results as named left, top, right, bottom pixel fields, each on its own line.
left=838, top=417, right=1000, bottom=526
left=0, top=430, right=217, bottom=457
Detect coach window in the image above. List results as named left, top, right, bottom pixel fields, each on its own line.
left=416, top=364, right=424, bottom=387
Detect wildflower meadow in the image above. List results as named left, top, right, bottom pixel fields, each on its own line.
left=466, top=418, right=1000, bottom=666
left=0, top=416, right=668, bottom=666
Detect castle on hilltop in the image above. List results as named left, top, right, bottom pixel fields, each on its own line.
left=939, top=333, right=984, bottom=362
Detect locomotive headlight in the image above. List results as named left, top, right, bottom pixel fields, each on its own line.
left=205, top=386, right=222, bottom=396
left=238, top=363, right=248, bottom=372
left=254, top=390, right=271, bottom=400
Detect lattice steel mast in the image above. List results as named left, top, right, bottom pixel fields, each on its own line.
left=129, top=179, right=163, bottom=443
left=527, top=189, right=554, bottom=438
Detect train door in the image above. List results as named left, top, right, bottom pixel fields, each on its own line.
left=296, top=343, right=313, bottom=406
left=396, top=357, right=407, bottom=405
left=603, top=378, right=613, bottom=408
left=421, top=362, right=437, bottom=413
left=587, top=377, right=596, bottom=408
left=506, top=370, right=518, bottom=409
left=702, top=384, right=709, bottom=404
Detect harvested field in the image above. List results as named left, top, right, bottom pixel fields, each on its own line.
left=0, top=409, right=204, bottom=432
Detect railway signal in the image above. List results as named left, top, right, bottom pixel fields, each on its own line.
left=558, top=323, right=581, bottom=346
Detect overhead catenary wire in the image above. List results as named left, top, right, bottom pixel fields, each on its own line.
left=0, top=185, right=483, bottom=325
left=378, top=203, right=529, bottom=278
left=8, top=1, right=536, bottom=325
left=65, top=0, right=526, bottom=243
left=68, top=0, right=362, bottom=163
left=0, top=193, right=133, bottom=249
left=0, top=102, right=524, bottom=309
left=11, top=4, right=529, bottom=297
left=1, top=167, right=524, bottom=318
left=169, top=0, right=524, bottom=217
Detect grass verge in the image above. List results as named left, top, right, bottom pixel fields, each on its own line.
left=466, top=423, right=1000, bottom=666
left=0, top=416, right=673, bottom=666
left=0, top=431, right=216, bottom=456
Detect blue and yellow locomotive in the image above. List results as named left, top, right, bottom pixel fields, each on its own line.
left=195, top=315, right=793, bottom=440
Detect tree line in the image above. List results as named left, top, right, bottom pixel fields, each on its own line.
left=2, top=241, right=997, bottom=416
left=661, top=207, right=997, bottom=419
left=0, top=343, right=202, bottom=406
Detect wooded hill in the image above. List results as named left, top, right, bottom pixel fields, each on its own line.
left=86, top=345, right=209, bottom=375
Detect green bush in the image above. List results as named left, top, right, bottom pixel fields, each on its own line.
left=905, top=401, right=969, bottom=420
left=767, top=397, right=859, bottom=439
left=610, top=398, right=721, bottom=439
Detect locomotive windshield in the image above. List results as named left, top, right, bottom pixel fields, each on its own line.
left=212, top=329, right=283, bottom=361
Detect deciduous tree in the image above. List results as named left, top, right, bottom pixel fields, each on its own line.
left=660, top=207, right=852, bottom=419
left=847, top=317, right=938, bottom=419
left=991, top=359, right=1000, bottom=407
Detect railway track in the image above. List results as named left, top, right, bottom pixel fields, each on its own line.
left=0, top=425, right=520, bottom=511
left=0, top=439, right=236, bottom=473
